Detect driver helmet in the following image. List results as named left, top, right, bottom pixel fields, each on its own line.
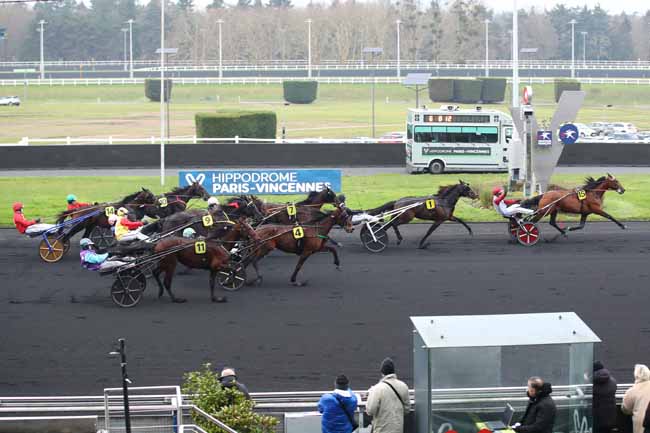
left=12, top=202, right=23, bottom=212
left=182, top=227, right=196, bottom=238
left=79, top=238, right=94, bottom=248
left=108, top=214, right=119, bottom=226
left=117, top=207, right=129, bottom=216
left=207, top=197, right=219, bottom=207
left=492, top=186, right=504, bottom=196
left=66, top=194, right=77, bottom=203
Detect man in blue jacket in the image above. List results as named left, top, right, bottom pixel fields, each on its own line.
left=318, top=374, right=359, bottom=433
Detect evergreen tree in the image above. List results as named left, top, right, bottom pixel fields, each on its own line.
left=609, top=13, right=633, bottom=60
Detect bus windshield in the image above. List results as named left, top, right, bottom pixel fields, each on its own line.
left=414, top=125, right=499, bottom=144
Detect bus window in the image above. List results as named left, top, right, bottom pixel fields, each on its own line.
left=475, top=126, right=499, bottom=143
left=407, top=124, right=413, bottom=140
left=505, top=127, right=513, bottom=143
left=414, top=126, right=433, bottom=143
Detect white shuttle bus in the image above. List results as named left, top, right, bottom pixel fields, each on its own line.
left=405, top=106, right=513, bottom=174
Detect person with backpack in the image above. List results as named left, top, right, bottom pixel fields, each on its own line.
left=365, top=358, right=410, bottom=433
left=318, top=374, right=359, bottom=433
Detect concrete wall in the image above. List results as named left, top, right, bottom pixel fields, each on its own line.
left=1, top=141, right=648, bottom=170
left=0, top=416, right=97, bottom=433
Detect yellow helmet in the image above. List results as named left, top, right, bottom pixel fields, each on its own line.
left=117, top=207, right=129, bottom=216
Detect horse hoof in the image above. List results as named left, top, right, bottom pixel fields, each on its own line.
left=621, top=225, right=627, bottom=230
left=255, top=276, right=263, bottom=285
left=172, top=298, right=187, bottom=303
left=292, top=280, right=308, bottom=287
left=336, top=266, right=342, bottom=271
left=212, top=296, right=228, bottom=303
left=418, top=244, right=429, bottom=250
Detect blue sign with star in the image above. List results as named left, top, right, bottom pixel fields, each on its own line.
left=536, top=130, right=552, bottom=146
left=559, top=123, right=579, bottom=145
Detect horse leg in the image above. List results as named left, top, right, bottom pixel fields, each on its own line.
left=152, top=267, right=166, bottom=298
left=418, top=221, right=443, bottom=250
left=546, top=210, right=568, bottom=243
left=450, top=216, right=472, bottom=236
left=320, top=245, right=341, bottom=270
left=209, top=269, right=227, bottom=303
left=290, top=252, right=314, bottom=287
left=592, top=209, right=626, bottom=230
left=162, top=259, right=186, bottom=303
left=567, top=214, right=588, bottom=232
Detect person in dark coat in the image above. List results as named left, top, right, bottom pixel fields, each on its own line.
left=219, top=367, right=251, bottom=400
left=593, top=361, right=618, bottom=433
left=513, top=377, right=557, bottom=433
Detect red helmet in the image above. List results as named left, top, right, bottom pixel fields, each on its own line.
left=12, top=202, right=23, bottom=212
left=492, top=187, right=504, bottom=196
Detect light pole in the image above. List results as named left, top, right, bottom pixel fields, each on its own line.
left=512, top=0, right=518, bottom=107
left=306, top=18, right=312, bottom=78
left=160, top=0, right=166, bottom=186
left=395, top=19, right=401, bottom=78
left=363, top=47, right=383, bottom=138
left=110, top=339, right=132, bottom=433
left=569, top=19, right=577, bottom=78
left=580, top=31, right=588, bottom=64
left=126, top=19, right=134, bottom=79
left=38, top=20, right=46, bottom=80
left=121, top=28, right=128, bottom=72
left=484, top=18, right=490, bottom=77
left=217, top=19, right=223, bottom=80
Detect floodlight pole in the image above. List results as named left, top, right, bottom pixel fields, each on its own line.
left=160, top=0, right=165, bottom=186
left=127, top=19, right=134, bottom=79
left=580, top=31, right=588, bottom=65
left=484, top=19, right=490, bottom=77
left=217, top=19, right=224, bottom=80
left=569, top=19, right=577, bottom=78
left=121, top=29, right=128, bottom=72
left=38, top=20, right=46, bottom=80
left=511, top=0, right=518, bottom=108
left=396, top=19, right=401, bottom=78
left=306, top=19, right=312, bottom=78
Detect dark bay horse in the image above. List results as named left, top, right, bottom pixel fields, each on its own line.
left=152, top=220, right=258, bottom=303
left=134, top=182, right=210, bottom=220
left=521, top=174, right=626, bottom=237
left=56, top=188, right=157, bottom=241
left=366, top=180, right=478, bottom=249
left=252, top=186, right=339, bottom=226
left=243, top=205, right=354, bottom=286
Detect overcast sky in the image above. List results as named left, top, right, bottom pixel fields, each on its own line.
left=186, top=0, right=648, bottom=13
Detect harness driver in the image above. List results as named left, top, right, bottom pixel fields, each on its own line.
left=492, top=187, right=535, bottom=219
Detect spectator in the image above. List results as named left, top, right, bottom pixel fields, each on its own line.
left=593, top=361, right=618, bottom=433
left=318, top=374, right=359, bottom=433
left=365, top=358, right=410, bottom=433
left=644, top=401, right=650, bottom=433
left=513, top=376, right=556, bottom=433
left=219, top=367, right=250, bottom=400
left=622, top=364, right=650, bottom=433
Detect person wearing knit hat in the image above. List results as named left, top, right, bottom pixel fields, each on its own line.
left=366, top=358, right=410, bottom=433
left=318, top=374, right=359, bottom=433
left=592, top=361, right=617, bottom=433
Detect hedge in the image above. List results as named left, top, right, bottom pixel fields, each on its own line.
left=479, top=78, right=507, bottom=103
left=428, top=78, right=455, bottom=102
left=145, top=79, right=173, bottom=102
left=453, top=79, right=484, bottom=103
left=283, top=80, right=318, bottom=104
left=554, top=79, right=581, bottom=102
left=195, top=110, right=277, bottom=139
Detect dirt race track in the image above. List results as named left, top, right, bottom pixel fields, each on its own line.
left=1, top=222, right=649, bottom=396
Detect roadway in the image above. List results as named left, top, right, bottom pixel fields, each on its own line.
left=1, top=222, right=649, bottom=395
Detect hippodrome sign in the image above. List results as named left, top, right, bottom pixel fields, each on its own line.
left=179, top=169, right=342, bottom=195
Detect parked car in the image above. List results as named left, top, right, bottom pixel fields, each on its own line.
left=610, top=133, right=641, bottom=142
left=610, top=122, right=637, bottom=134
left=588, top=122, right=609, bottom=135
left=378, top=131, right=405, bottom=143
left=0, top=96, right=20, bottom=106
left=574, top=123, right=598, bottom=138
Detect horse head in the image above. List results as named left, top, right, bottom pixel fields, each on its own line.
left=137, top=188, right=157, bottom=204
left=191, top=182, right=211, bottom=201
left=334, top=203, right=354, bottom=233
left=605, top=173, right=625, bottom=194
left=459, top=179, right=479, bottom=200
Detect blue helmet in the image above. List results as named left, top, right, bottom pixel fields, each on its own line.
left=67, top=194, right=77, bottom=203
left=182, top=228, right=196, bottom=238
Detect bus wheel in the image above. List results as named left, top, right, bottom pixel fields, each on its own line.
left=428, top=160, right=445, bottom=174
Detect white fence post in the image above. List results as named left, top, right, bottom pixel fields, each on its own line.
left=235, top=135, right=239, bottom=144
left=66, top=136, right=71, bottom=145
left=193, top=135, right=197, bottom=144
left=108, top=136, right=113, bottom=145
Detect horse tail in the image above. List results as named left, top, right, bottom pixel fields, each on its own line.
left=56, top=210, right=72, bottom=224
left=366, top=200, right=396, bottom=216
left=520, top=194, right=542, bottom=210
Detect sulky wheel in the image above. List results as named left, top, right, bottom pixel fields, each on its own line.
left=39, top=236, right=66, bottom=263
left=360, top=224, right=389, bottom=253
left=90, top=226, right=116, bottom=250
left=516, top=222, right=540, bottom=246
left=111, top=273, right=145, bottom=308
left=217, top=264, right=247, bottom=291
left=508, top=220, right=519, bottom=241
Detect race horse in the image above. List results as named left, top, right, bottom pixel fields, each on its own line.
left=56, top=188, right=157, bottom=241
left=242, top=204, right=354, bottom=286
left=133, top=182, right=210, bottom=220
left=252, top=186, right=339, bottom=225
left=521, top=173, right=626, bottom=238
left=366, top=180, right=478, bottom=249
left=151, top=219, right=258, bottom=303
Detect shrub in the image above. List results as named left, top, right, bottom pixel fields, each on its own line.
left=183, top=363, right=278, bottom=433
left=554, top=79, right=581, bottom=102
left=195, top=111, right=277, bottom=139
left=453, top=79, right=483, bottom=103
left=144, top=79, right=173, bottom=102
left=479, top=78, right=507, bottom=103
left=283, top=80, right=318, bottom=104
left=428, top=78, right=455, bottom=102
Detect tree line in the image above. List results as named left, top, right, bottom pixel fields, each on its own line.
left=0, top=0, right=649, bottom=64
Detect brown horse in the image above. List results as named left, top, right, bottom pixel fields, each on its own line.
left=366, top=180, right=478, bottom=249
left=522, top=174, right=626, bottom=237
left=252, top=186, right=339, bottom=226
left=152, top=219, right=257, bottom=303
left=243, top=204, right=354, bottom=286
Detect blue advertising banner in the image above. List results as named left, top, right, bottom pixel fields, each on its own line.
left=179, top=169, right=342, bottom=195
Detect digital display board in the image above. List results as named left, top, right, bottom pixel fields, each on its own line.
left=423, top=114, right=492, bottom=123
